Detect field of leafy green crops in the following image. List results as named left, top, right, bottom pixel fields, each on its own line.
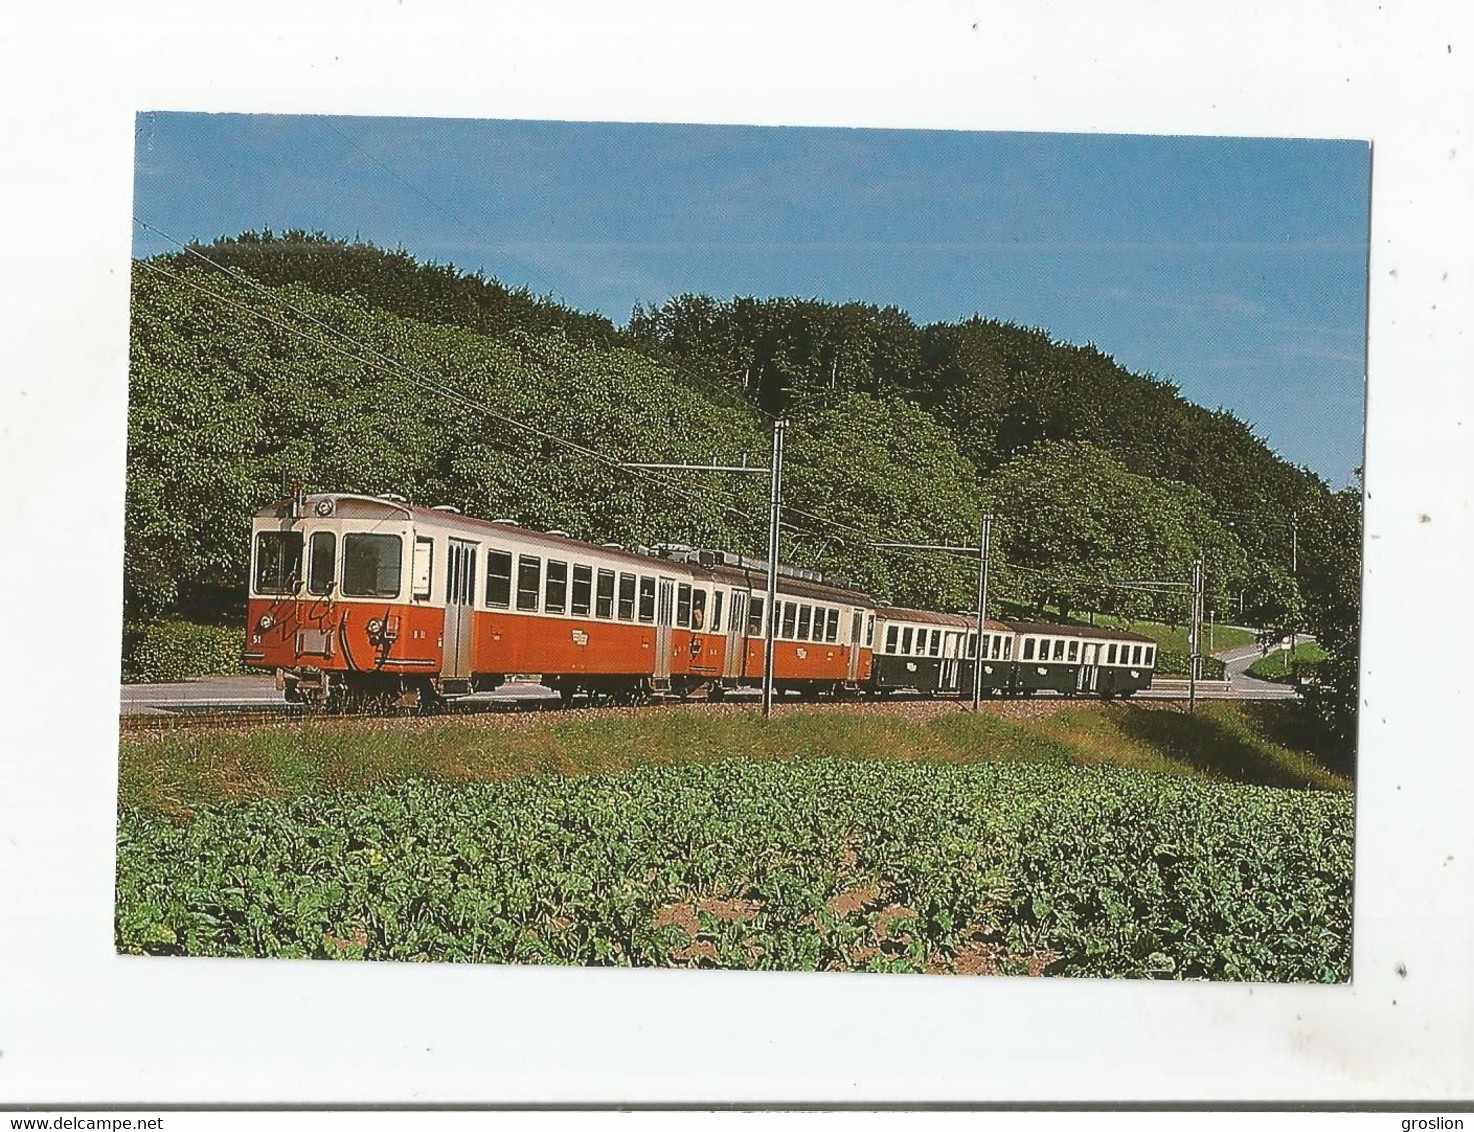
left=116, top=757, right=1353, bottom=981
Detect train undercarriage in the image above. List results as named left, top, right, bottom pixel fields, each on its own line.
left=280, top=666, right=1141, bottom=715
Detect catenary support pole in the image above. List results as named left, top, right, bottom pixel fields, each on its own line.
left=762, top=419, right=786, bottom=719
left=1289, top=509, right=1299, bottom=675
left=971, top=513, right=993, bottom=711
left=1188, top=555, right=1204, bottom=713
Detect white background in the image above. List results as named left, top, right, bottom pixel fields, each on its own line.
left=1, top=0, right=1471, bottom=1106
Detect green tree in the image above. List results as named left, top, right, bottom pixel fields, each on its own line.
left=1295, top=480, right=1363, bottom=755
left=124, top=263, right=768, bottom=625
left=981, top=441, right=1248, bottom=623
left=780, top=395, right=987, bottom=610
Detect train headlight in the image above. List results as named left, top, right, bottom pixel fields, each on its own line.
left=314, top=498, right=335, bottom=517
left=366, top=618, right=385, bottom=636
left=258, top=613, right=275, bottom=631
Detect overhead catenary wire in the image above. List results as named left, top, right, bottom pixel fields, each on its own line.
left=132, top=221, right=990, bottom=568
left=133, top=222, right=1211, bottom=611
left=135, top=219, right=779, bottom=516
left=133, top=256, right=764, bottom=530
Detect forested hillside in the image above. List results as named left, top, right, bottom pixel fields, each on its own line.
left=127, top=232, right=1362, bottom=748
left=162, top=230, right=624, bottom=349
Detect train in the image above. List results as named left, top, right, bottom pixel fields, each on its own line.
left=244, top=491, right=1157, bottom=711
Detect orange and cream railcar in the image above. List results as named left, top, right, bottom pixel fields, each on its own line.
left=244, top=492, right=876, bottom=710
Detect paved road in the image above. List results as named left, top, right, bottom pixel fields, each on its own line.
left=1219, top=638, right=1306, bottom=699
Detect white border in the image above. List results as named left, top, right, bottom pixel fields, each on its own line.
left=2, top=0, right=1471, bottom=1105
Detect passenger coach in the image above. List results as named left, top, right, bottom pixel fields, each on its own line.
left=1004, top=620, right=1157, bottom=698
left=870, top=607, right=1015, bottom=696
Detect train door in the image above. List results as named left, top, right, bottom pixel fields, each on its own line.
left=847, top=608, right=864, bottom=681
left=654, top=577, right=676, bottom=681
left=940, top=632, right=962, bottom=692
left=724, top=590, right=748, bottom=678
left=1077, top=642, right=1099, bottom=693
left=443, top=539, right=477, bottom=681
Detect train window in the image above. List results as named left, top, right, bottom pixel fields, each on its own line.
left=711, top=589, right=724, bottom=633
left=900, top=627, right=914, bottom=654
left=545, top=560, right=569, bottom=614
left=969, top=633, right=979, bottom=658
left=516, top=556, right=541, bottom=612
left=307, top=531, right=337, bottom=595
left=691, top=588, right=707, bottom=630
left=1004, top=637, right=1013, bottom=659
left=638, top=576, right=656, bottom=622
left=747, top=595, right=765, bottom=637
left=928, top=631, right=942, bottom=656
left=254, top=531, right=303, bottom=594
left=825, top=608, right=839, bottom=643
left=865, top=615, right=874, bottom=647
left=1067, top=639, right=1079, bottom=662
left=595, top=569, right=616, bottom=618
left=342, top=534, right=403, bottom=598
left=1132, top=645, right=1143, bottom=665
left=796, top=604, right=812, bottom=640
left=1107, top=643, right=1118, bottom=664
left=411, top=537, right=433, bottom=600
left=1052, top=639, right=1066, bottom=661
left=676, top=583, right=692, bottom=627
left=571, top=565, right=592, bottom=615
left=486, top=550, right=512, bottom=608
left=780, top=601, right=797, bottom=639
left=618, top=573, right=636, bottom=620
left=1145, top=646, right=1155, bottom=667
left=1022, top=638, right=1036, bottom=660
left=885, top=625, right=899, bottom=653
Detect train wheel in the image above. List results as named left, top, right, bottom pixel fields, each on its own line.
left=417, top=681, right=447, bottom=714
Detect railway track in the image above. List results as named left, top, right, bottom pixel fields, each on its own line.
left=117, top=688, right=1265, bottom=734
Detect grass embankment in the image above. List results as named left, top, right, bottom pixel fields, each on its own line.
left=116, top=702, right=1353, bottom=981
left=1084, top=615, right=1255, bottom=656
left=119, top=701, right=1350, bottom=815
left=1247, top=641, right=1329, bottom=683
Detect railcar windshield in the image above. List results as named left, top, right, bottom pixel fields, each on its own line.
left=255, top=531, right=303, bottom=594
left=307, top=531, right=337, bottom=595
left=342, top=533, right=403, bottom=597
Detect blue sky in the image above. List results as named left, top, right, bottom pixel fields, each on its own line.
left=133, top=113, right=1369, bottom=486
